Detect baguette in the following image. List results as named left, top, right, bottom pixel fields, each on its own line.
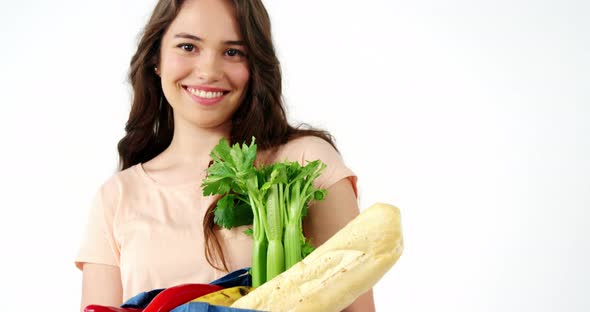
left=231, top=202, right=404, bottom=312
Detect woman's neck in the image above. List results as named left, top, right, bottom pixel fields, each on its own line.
left=159, top=119, right=231, bottom=168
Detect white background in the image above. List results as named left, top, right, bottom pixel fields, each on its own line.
left=0, top=0, right=588, bottom=311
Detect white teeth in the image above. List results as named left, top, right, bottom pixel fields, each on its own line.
left=187, top=88, right=225, bottom=98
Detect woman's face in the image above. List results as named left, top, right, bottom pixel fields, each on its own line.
left=158, top=0, right=250, bottom=129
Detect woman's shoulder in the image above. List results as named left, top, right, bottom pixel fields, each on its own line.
left=88, top=164, right=147, bottom=216
left=266, top=135, right=341, bottom=166
left=280, top=135, right=337, bottom=157
left=94, top=164, right=144, bottom=197
left=277, top=135, right=356, bottom=192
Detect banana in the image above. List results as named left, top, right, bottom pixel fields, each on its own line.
left=191, top=286, right=254, bottom=306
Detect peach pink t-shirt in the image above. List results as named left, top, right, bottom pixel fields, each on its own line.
left=75, top=136, right=357, bottom=301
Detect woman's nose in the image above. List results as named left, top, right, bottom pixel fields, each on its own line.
left=196, top=52, right=223, bottom=83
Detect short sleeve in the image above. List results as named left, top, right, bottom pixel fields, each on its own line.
left=282, top=136, right=358, bottom=197
left=75, top=178, right=121, bottom=270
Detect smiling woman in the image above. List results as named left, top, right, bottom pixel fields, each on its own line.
left=158, top=0, right=250, bottom=129
left=75, top=0, right=374, bottom=311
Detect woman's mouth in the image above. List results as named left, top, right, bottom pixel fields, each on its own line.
left=183, top=86, right=230, bottom=106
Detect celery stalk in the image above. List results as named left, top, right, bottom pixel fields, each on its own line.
left=252, top=237, right=267, bottom=287
left=284, top=221, right=302, bottom=269
left=250, top=194, right=267, bottom=287
left=265, top=184, right=285, bottom=280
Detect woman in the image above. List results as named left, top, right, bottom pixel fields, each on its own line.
left=76, top=0, right=375, bottom=311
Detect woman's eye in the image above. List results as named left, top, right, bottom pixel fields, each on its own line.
left=226, top=48, right=246, bottom=58
left=178, top=43, right=195, bottom=52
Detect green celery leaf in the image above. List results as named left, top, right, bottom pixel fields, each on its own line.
left=301, top=239, right=315, bottom=258
left=210, top=138, right=234, bottom=167
left=214, top=194, right=253, bottom=229
left=242, top=137, right=257, bottom=169
left=230, top=142, right=245, bottom=171
left=260, top=181, right=272, bottom=192
left=313, top=189, right=328, bottom=201
left=233, top=198, right=254, bottom=227
left=297, top=160, right=321, bottom=180
left=201, top=176, right=232, bottom=196
left=201, top=161, right=236, bottom=196
left=285, top=161, right=302, bottom=181
left=214, top=195, right=236, bottom=229
left=301, top=203, right=309, bottom=218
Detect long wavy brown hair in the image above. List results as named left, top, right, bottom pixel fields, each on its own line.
left=118, top=0, right=337, bottom=272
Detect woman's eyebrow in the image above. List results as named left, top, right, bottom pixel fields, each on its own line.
left=174, top=33, right=245, bottom=45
